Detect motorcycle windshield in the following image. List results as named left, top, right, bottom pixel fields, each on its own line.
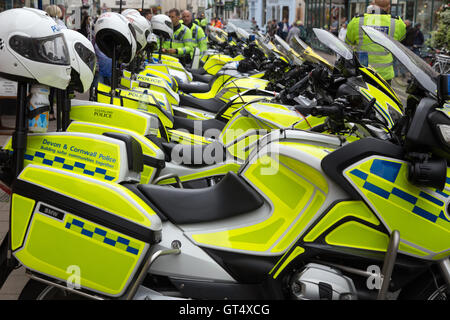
left=290, top=35, right=333, bottom=68
left=362, top=26, right=438, bottom=95
left=236, top=27, right=250, bottom=40
left=273, top=35, right=303, bottom=66
left=255, top=37, right=276, bottom=59
left=312, top=28, right=353, bottom=60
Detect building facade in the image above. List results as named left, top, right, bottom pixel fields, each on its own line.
left=247, top=0, right=305, bottom=30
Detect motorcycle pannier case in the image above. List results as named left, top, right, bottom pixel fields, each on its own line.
left=8, top=134, right=162, bottom=297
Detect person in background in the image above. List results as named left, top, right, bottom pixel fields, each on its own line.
left=215, top=17, right=223, bottom=29
left=251, top=17, right=259, bottom=31
left=338, top=20, right=348, bottom=41
left=412, top=22, right=424, bottom=56
left=90, top=40, right=111, bottom=101
left=162, top=9, right=194, bottom=65
left=195, top=12, right=207, bottom=31
left=143, top=9, right=153, bottom=23
left=330, top=17, right=339, bottom=36
left=45, top=4, right=67, bottom=121
left=298, top=20, right=307, bottom=41
left=268, top=19, right=278, bottom=39
left=45, top=4, right=66, bottom=29
left=93, top=42, right=112, bottom=87
left=401, top=20, right=415, bottom=50
left=182, top=10, right=208, bottom=56
left=346, top=0, right=406, bottom=84
left=286, top=20, right=301, bottom=44
left=277, top=17, right=289, bottom=40
left=265, top=20, right=272, bottom=34
left=79, top=13, right=92, bottom=40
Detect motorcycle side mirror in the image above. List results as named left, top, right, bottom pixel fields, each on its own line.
left=437, top=74, right=450, bottom=104
left=334, top=55, right=358, bottom=78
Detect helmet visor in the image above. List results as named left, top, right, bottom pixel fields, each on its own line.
left=10, top=33, right=69, bottom=65
left=74, top=42, right=96, bottom=72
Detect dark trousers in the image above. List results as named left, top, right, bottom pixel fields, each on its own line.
left=48, top=87, right=55, bottom=117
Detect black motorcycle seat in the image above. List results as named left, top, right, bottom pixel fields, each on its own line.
left=179, top=94, right=227, bottom=114
left=137, top=172, right=264, bottom=224
left=192, top=73, right=214, bottom=83
left=187, top=67, right=206, bottom=75
left=173, top=116, right=225, bottom=137
left=178, top=81, right=211, bottom=93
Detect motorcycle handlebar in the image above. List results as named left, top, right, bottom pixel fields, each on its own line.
left=294, top=105, right=341, bottom=117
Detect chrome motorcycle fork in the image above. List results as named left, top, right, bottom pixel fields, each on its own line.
left=438, top=258, right=450, bottom=287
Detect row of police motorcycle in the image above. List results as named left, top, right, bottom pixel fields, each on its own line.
left=0, top=8, right=449, bottom=300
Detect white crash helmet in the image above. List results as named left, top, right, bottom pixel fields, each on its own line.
left=147, top=33, right=158, bottom=52
left=151, top=14, right=173, bottom=39
left=62, top=29, right=96, bottom=93
left=94, top=12, right=136, bottom=63
left=122, top=9, right=151, bottom=53
left=0, top=8, right=71, bottom=89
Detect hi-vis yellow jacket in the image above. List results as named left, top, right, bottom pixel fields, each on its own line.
left=161, top=23, right=194, bottom=60
left=346, top=13, right=406, bottom=81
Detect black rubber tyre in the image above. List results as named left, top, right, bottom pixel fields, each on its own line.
left=398, top=269, right=449, bottom=300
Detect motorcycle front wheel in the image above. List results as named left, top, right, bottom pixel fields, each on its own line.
left=398, top=270, right=449, bottom=300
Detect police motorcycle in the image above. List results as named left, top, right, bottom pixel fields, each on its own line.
left=260, top=30, right=405, bottom=131
left=0, top=7, right=165, bottom=295
left=2, top=17, right=450, bottom=300
left=217, top=28, right=405, bottom=150
left=91, top=23, right=405, bottom=157
left=93, top=14, right=272, bottom=123
left=119, top=26, right=328, bottom=124
left=196, top=24, right=247, bottom=74
left=77, top=12, right=402, bottom=161
left=61, top=25, right=404, bottom=193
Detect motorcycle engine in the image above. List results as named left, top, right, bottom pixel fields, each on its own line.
left=290, top=263, right=358, bottom=300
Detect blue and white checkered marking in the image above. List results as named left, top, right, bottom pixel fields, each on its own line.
left=349, top=159, right=450, bottom=224
left=25, top=151, right=115, bottom=181
left=65, top=218, right=140, bottom=255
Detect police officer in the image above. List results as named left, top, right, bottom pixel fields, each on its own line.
left=345, top=0, right=406, bottom=84
left=161, top=8, right=193, bottom=65
left=195, top=12, right=208, bottom=31
left=182, top=10, right=208, bottom=56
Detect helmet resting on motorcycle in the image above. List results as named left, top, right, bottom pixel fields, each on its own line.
left=151, top=14, right=173, bottom=39
left=62, top=29, right=96, bottom=93
left=146, top=33, right=158, bottom=52
left=0, top=8, right=71, bottom=89
left=94, top=12, right=137, bottom=64
left=122, top=9, right=151, bottom=53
